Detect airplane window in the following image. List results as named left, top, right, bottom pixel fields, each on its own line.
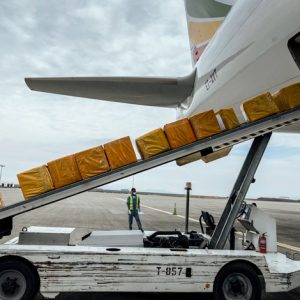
left=288, top=32, right=300, bottom=69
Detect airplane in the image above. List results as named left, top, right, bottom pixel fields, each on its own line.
left=25, top=0, right=300, bottom=137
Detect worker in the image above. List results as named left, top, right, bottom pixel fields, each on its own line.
left=127, top=188, right=144, bottom=232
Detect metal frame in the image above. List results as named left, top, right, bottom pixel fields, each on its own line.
left=209, top=133, right=272, bottom=249
left=0, top=107, right=299, bottom=228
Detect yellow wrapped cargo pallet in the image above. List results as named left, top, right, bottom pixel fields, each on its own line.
left=272, top=83, right=300, bottom=112
left=47, top=155, right=82, bottom=189
left=17, top=165, right=54, bottom=199
left=136, top=128, right=170, bottom=159
left=104, top=136, right=137, bottom=169
left=216, top=108, right=240, bottom=130
left=164, top=118, right=196, bottom=149
left=75, top=146, right=110, bottom=180
left=242, top=92, right=279, bottom=122
left=189, top=109, right=222, bottom=139
left=202, top=147, right=232, bottom=163
left=176, top=152, right=202, bottom=166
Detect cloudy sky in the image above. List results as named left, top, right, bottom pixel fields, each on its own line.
left=0, top=1, right=299, bottom=199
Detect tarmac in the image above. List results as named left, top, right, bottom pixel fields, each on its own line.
left=0, top=188, right=299, bottom=300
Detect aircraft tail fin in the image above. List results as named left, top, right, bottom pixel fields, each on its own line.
left=184, top=0, right=234, bottom=66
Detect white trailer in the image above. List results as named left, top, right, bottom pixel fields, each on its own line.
left=0, top=107, right=300, bottom=300
left=0, top=241, right=299, bottom=299
left=0, top=224, right=300, bottom=300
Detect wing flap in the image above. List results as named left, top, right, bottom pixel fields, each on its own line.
left=25, top=71, right=195, bottom=108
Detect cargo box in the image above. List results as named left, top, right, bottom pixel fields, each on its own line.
left=189, top=110, right=222, bottom=139
left=136, top=128, right=170, bottom=159
left=17, top=165, right=54, bottom=199
left=47, top=155, right=82, bottom=189
left=75, top=146, right=110, bottom=180
left=272, top=83, right=300, bottom=112
left=164, top=118, right=196, bottom=149
left=242, top=92, right=279, bottom=122
left=104, top=136, right=137, bottom=169
left=202, top=147, right=232, bottom=163
left=176, top=152, right=202, bottom=166
left=216, top=108, right=240, bottom=130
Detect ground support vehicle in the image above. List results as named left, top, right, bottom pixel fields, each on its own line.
left=0, top=243, right=299, bottom=299
left=0, top=107, right=300, bottom=299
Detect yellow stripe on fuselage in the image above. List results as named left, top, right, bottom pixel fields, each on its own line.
left=188, top=20, right=223, bottom=46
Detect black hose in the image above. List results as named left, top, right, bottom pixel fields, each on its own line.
left=199, top=215, right=204, bottom=233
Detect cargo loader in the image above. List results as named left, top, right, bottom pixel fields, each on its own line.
left=0, top=107, right=300, bottom=299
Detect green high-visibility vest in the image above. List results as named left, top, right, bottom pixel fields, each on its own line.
left=129, top=195, right=139, bottom=210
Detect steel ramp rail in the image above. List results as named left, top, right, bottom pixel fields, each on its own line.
left=0, top=106, right=300, bottom=235
left=209, top=132, right=272, bottom=249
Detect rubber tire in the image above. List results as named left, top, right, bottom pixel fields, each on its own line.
left=213, top=262, right=262, bottom=300
left=0, top=259, right=39, bottom=300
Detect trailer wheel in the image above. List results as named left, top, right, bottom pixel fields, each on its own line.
left=0, top=259, right=39, bottom=300
left=213, top=262, right=262, bottom=300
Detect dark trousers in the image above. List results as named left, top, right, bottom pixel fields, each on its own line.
left=128, top=210, right=143, bottom=231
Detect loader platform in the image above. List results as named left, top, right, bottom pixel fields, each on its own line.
left=0, top=106, right=300, bottom=237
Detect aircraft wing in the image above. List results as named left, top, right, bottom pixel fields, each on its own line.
left=25, top=71, right=195, bottom=108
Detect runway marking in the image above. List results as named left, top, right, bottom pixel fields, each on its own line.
left=115, top=197, right=300, bottom=253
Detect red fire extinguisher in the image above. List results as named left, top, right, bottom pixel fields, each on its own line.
left=259, top=233, right=267, bottom=253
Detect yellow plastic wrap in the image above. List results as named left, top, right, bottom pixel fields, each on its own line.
left=176, top=152, right=202, bottom=166
left=75, top=146, right=110, bottom=179
left=17, top=165, right=54, bottom=200
left=272, top=92, right=286, bottom=112
left=136, top=128, right=170, bottom=159
left=272, top=83, right=300, bottom=112
left=242, top=92, right=279, bottom=122
left=47, top=155, right=82, bottom=189
left=189, top=109, right=222, bottom=139
left=216, top=108, right=240, bottom=130
left=202, top=147, right=232, bottom=163
left=163, top=118, right=196, bottom=149
left=104, top=136, right=137, bottom=169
